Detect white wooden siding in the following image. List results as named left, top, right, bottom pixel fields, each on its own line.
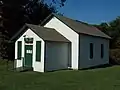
left=15, top=29, right=45, bottom=72
left=79, top=34, right=109, bottom=68
left=45, top=42, right=69, bottom=71
left=44, top=17, right=79, bottom=69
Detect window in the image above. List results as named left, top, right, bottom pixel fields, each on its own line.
left=36, top=41, right=41, bottom=61
left=101, top=44, right=104, bottom=58
left=89, top=43, right=93, bottom=59
left=17, top=41, right=22, bottom=59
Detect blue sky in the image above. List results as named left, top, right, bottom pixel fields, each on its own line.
left=59, top=0, right=120, bottom=24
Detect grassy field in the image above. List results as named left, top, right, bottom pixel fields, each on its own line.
left=0, top=61, right=120, bottom=90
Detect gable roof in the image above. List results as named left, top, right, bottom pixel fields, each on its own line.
left=41, top=14, right=111, bottom=39
left=10, top=24, right=69, bottom=42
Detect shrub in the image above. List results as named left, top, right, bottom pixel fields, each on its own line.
left=110, top=49, right=120, bottom=65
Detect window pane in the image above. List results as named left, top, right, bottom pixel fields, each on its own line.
left=101, top=44, right=104, bottom=58
left=17, top=41, right=22, bottom=59
left=36, top=41, right=41, bottom=61
left=90, top=43, right=93, bottom=59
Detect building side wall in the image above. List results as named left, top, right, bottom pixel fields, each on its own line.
left=79, top=34, right=109, bottom=68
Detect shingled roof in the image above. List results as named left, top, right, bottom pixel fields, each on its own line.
left=41, top=14, right=111, bottom=39
left=10, top=24, right=69, bottom=42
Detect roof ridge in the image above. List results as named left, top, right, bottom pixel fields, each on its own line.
left=53, top=14, right=111, bottom=39
left=26, top=23, right=55, bottom=30
left=54, top=14, right=97, bottom=28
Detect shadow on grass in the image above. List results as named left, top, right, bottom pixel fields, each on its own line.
left=45, top=64, right=114, bottom=73
left=44, top=63, right=116, bottom=73
left=80, top=64, right=114, bottom=71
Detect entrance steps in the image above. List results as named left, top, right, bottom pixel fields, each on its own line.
left=14, top=67, right=33, bottom=72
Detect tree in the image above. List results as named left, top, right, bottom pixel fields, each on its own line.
left=0, top=0, right=66, bottom=60
left=94, top=16, right=120, bottom=49
left=109, top=17, right=120, bottom=48
left=0, top=0, right=66, bottom=37
left=93, top=17, right=120, bottom=64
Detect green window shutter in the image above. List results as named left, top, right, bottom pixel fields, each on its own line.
left=17, top=41, right=22, bottom=59
left=36, top=41, right=41, bottom=61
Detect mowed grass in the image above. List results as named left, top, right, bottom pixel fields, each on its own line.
left=0, top=61, right=120, bottom=90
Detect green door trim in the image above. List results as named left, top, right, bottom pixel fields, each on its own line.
left=24, top=45, right=33, bottom=67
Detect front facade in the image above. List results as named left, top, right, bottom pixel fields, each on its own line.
left=15, top=28, right=45, bottom=72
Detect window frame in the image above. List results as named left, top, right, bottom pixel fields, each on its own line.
left=89, top=43, right=94, bottom=59
left=101, top=44, right=104, bottom=58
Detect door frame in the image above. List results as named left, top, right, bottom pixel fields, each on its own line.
left=23, top=45, right=33, bottom=67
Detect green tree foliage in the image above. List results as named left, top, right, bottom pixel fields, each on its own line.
left=94, top=17, right=120, bottom=64
left=94, top=17, right=120, bottom=49
left=0, top=0, right=66, bottom=37
left=0, top=0, right=66, bottom=60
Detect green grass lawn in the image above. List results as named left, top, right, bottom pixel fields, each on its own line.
left=0, top=61, right=120, bottom=90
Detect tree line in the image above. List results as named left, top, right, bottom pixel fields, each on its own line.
left=94, top=17, right=120, bottom=49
